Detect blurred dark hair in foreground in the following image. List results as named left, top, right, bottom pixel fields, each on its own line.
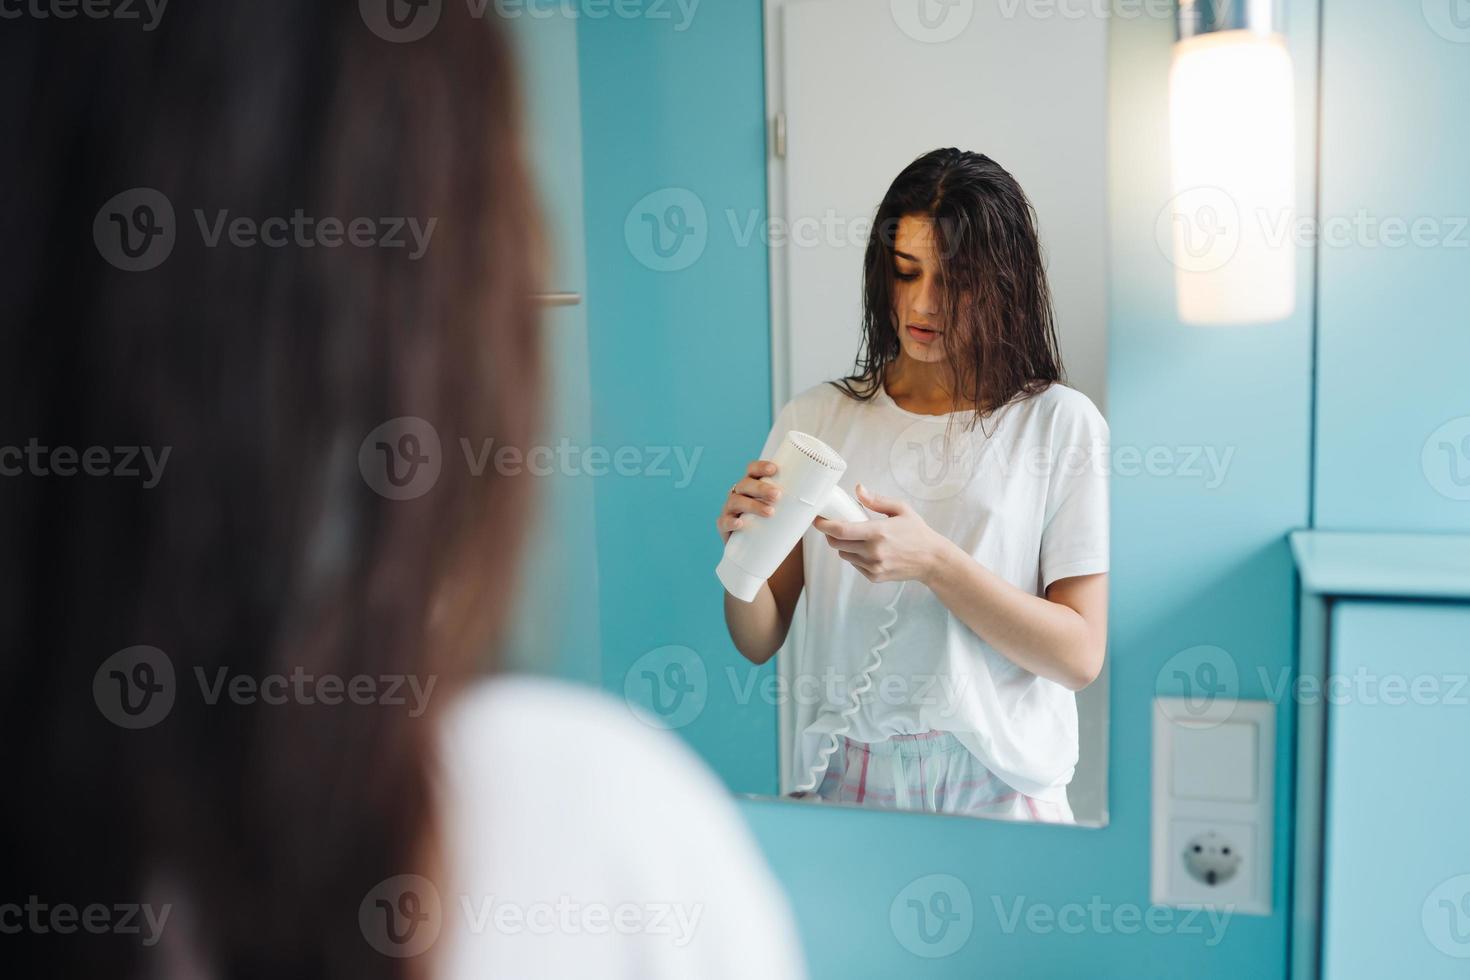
left=0, top=5, right=543, bottom=977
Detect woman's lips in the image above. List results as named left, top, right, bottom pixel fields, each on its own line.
left=906, top=324, right=939, bottom=343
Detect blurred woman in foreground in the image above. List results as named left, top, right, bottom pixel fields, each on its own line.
left=0, top=6, right=805, bottom=978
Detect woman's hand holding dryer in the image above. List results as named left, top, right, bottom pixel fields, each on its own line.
left=717, top=459, right=783, bottom=543
left=813, top=484, right=949, bottom=585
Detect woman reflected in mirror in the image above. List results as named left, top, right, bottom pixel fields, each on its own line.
left=718, top=149, right=1108, bottom=823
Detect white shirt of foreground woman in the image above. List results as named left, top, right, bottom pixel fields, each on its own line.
left=435, top=676, right=809, bottom=978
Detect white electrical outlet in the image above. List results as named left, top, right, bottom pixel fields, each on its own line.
left=1151, top=698, right=1274, bottom=915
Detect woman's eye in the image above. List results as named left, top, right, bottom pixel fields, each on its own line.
left=894, top=270, right=919, bottom=282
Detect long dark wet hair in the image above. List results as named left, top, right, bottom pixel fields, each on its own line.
left=833, top=148, right=1064, bottom=425
left=2, top=5, right=541, bottom=980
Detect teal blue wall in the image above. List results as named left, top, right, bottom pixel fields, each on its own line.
left=575, top=2, right=1320, bottom=976
left=578, top=5, right=780, bottom=793
left=1313, top=0, right=1470, bottom=532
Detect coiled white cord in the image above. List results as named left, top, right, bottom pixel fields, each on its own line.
left=792, top=579, right=908, bottom=795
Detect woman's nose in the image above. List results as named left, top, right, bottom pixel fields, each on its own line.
left=913, top=278, right=938, bottom=318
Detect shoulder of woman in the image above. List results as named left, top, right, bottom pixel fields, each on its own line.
left=436, top=675, right=807, bottom=976
left=1024, top=382, right=1108, bottom=437
left=442, top=675, right=726, bottom=802
left=780, top=379, right=875, bottom=424
left=439, top=675, right=792, bottom=870
left=784, top=380, right=848, bottom=415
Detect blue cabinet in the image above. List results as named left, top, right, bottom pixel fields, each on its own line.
left=1321, top=601, right=1470, bottom=977
left=1291, top=532, right=1470, bottom=978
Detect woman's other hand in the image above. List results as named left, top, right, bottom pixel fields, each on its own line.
left=813, top=483, right=952, bottom=584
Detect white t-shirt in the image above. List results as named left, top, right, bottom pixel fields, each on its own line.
left=762, top=380, right=1109, bottom=802
left=436, top=676, right=808, bottom=979
left=153, top=676, right=807, bottom=980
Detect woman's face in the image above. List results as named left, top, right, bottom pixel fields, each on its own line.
left=889, top=214, right=947, bottom=365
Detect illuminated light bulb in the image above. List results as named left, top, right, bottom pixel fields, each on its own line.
left=1167, top=15, right=1296, bottom=325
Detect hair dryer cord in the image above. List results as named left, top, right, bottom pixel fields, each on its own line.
left=792, top=579, right=907, bottom=795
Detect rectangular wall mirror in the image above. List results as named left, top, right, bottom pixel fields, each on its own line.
left=747, top=0, right=1109, bottom=826
left=560, top=0, right=1112, bottom=828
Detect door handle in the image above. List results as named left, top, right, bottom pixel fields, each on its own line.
left=534, top=291, right=582, bottom=307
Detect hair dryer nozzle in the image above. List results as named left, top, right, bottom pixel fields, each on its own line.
left=717, top=430, right=862, bottom=603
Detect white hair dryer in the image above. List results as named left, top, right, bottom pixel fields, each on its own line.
left=717, top=431, right=868, bottom=603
